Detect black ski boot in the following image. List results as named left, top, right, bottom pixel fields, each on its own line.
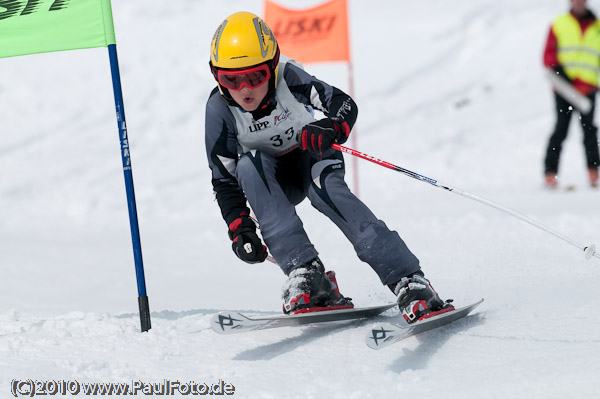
left=390, top=271, right=454, bottom=324
left=282, top=257, right=354, bottom=314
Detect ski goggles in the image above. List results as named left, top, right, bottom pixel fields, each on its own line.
left=217, top=64, right=271, bottom=91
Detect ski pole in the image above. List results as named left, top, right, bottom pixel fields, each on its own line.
left=332, top=143, right=600, bottom=261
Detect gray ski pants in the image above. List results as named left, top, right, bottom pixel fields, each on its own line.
left=235, top=148, right=420, bottom=286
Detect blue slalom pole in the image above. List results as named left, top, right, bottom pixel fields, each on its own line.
left=107, top=44, right=151, bottom=332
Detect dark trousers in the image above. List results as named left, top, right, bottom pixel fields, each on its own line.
left=544, top=92, right=600, bottom=174
left=235, top=149, right=420, bottom=285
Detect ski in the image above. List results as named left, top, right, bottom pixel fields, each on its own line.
left=211, top=303, right=397, bottom=334
left=365, top=298, right=484, bottom=350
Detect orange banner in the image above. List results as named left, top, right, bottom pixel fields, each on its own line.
left=264, top=0, right=350, bottom=64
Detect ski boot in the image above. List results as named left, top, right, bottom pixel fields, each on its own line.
left=589, top=167, right=599, bottom=188
left=282, top=257, right=354, bottom=314
left=545, top=173, right=558, bottom=189
left=390, top=272, right=454, bottom=324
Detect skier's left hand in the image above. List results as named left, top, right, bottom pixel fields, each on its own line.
left=299, top=118, right=343, bottom=155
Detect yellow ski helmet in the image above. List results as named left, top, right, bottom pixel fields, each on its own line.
left=209, top=12, right=280, bottom=105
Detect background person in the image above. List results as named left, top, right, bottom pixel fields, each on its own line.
left=543, top=0, right=600, bottom=188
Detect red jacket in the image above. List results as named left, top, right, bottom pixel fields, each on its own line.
left=543, top=10, right=598, bottom=95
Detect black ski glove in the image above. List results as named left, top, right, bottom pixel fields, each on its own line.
left=553, top=64, right=570, bottom=82
left=228, top=215, right=268, bottom=264
left=299, top=117, right=345, bottom=155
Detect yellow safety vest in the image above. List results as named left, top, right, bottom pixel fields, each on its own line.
left=553, top=13, right=600, bottom=87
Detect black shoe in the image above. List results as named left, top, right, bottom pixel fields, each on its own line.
left=282, top=258, right=353, bottom=314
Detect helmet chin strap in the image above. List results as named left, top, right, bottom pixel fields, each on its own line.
left=218, top=85, right=237, bottom=107
left=250, top=93, right=278, bottom=120
left=251, top=52, right=279, bottom=117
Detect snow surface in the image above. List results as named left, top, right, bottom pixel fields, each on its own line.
left=2, top=0, right=600, bottom=398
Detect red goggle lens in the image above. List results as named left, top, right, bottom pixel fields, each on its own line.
left=217, top=65, right=271, bottom=91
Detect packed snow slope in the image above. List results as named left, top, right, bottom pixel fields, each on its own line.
left=1, top=0, right=600, bottom=398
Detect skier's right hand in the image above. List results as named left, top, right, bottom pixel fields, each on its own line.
left=298, top=117, right=349, bottom=156
left=553, top=64, right=570, bottom=82
left=228, top=215, right=268, bottom=264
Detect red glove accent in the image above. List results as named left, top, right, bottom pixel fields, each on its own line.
left=299, top=118, right=341, bottom=156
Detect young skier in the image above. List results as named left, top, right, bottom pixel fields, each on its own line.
left=205, top=11, right=453, bottom=322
